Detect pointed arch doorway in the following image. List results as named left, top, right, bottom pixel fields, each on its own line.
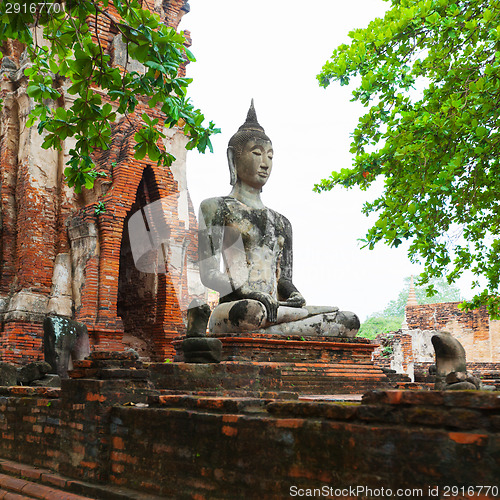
left=117, top=166, right=172, bottom=360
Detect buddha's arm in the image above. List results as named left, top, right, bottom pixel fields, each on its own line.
left=277, top=215, right=306, bottom=307
left=198, top=198, right=235, bottom=296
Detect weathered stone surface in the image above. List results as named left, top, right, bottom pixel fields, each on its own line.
left=111, top=34, right=146, bottom=73
left=17, top=361, right=52, bottom=384
left=96, top=368, right=150, bottom=380
left=447, top=381, right=477, bottom=390
left=31, top=374, right=61, bottom=387
left=107, top=391, right=500, bottom=496
left=3, top=291, right=49, bottom=323
left=90, top=350, right=139, bottom=361
left=67, top=349, right=154, bottom=383
left=67, top=218, right=98, bottom=315
left=446, top=371, right=467, bottom=384
left=432, top=331, right=467, bottom=373
left=43, top=316, right=90, bottom=378
left=198, top=101, right=360, bottom=338
left=430, top=331, right=483, bottom=390
left=47, top=253, right=73, bottom=317
left=267, top=400, right=358, bottom=420
left=185, top=298, right=211, bottom=338
left=181, top=337, right=222, bottom=363
left=0, top=362, right=17, bottom=386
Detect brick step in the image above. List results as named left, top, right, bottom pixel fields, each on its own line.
left=0, top=473, right=92, bottom=500
left=0, top=458, right=163, bottom=500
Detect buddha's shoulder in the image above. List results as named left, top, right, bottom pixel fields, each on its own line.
left=267, top=207, right=291, bottom=227
left=199, top=196, right=236, bottom=222
left=199, top=196, right=229, bottom=212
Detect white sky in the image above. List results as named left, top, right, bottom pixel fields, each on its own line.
left=179, top=0, right=473, bottom=321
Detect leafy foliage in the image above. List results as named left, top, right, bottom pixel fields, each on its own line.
left=0, top=0, right=219, bottom=192
left=358, top=315, right=402, bottom=340
left=316, top=0, right=500, bottom=317
left=94, top=201, right=106, bottom=216
left=358, top=275, right=464, bottom=339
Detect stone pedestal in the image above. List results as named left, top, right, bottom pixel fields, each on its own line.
left=164, top=332, right=391, bottom=395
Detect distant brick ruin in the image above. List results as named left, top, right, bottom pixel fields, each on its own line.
left=0, top=0, right=202, bottom=364
left=373, top=301, right=500, bottom=386
left=405, top=302, right=500, bottom=362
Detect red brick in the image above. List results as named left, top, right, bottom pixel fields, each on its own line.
left=40, top=473, right=67, bottom=489
left=0, top=475, right=26, bottom=493
left=3, top=492, right=28, bottom=500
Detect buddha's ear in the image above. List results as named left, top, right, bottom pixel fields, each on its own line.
left=227, top=146, right=237, bottom=186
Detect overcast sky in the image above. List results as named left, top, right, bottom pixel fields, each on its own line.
left=178, top=0, right=472, bottom=321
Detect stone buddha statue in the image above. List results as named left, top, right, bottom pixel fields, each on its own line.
left=198, top=101, right=360, bottom=337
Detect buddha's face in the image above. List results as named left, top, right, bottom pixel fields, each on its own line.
left=234, top=137, right=273, bottom=189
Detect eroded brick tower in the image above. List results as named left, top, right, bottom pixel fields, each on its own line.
left=0, top=0, right=202, bottom=363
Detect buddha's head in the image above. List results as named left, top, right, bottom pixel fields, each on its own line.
left=227, top=100, right=273, bottom=189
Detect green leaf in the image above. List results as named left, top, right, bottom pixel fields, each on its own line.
left=134, top=142, right=148, bottom=160
left=184, top=47, right=196, bottom=62
left=476, top=126, right=488, bottom=138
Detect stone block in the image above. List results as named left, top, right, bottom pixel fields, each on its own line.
left=447, top=381, right=477, bottom=390
left=185, top=299, right=210, bottom=338
left=43, top=316, right=90, bottom=378
left=181, top=337, right=222, bottom=363
left=4, top=291, right=49, bottom=323
left=31, top=374, right=61, bottom=387
left=0, top=363, right=17, bottom=386
left=17, top=361, right=52, bottom=384
left=446, top=371, right=467, bottom=384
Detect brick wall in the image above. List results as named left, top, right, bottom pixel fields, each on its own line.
left=109, top=392, right=500, bottom=497
left=406, top=302, right=500, bottom=362
left=0, top=360, right=499, bottom=498
left=0, top=322, right=44, bottom=365
left=0, top=387, right=61, bottom=471
left=0, top=0, right=200, bottom=363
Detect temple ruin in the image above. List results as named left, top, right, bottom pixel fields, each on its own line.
left=0, top=0, right=201, bottom=364
left=0, top=2, right=498, bottom=498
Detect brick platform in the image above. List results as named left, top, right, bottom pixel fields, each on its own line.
left=0, top=351, right=499, bottom=498
left=150, top=360, right=392, bottom=395
left=206, top=332, right=376, bottom=362
left=169, top=333, right=391, bottom=394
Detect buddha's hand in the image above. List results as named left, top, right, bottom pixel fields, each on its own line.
left=284, top=292, right=306, bottom=308
left=245, top=291, right=279, bottom=323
